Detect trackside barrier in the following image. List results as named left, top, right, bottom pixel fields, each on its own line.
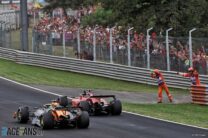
left=190, top=85, right=208, bottom=105
left=0, top=47, right=208, bottom=89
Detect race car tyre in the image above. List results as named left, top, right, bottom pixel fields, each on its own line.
left=40, top=112, right=54, bottom=129
left=79, top=101, right=91, bottom=113
left=17, top=106, right=29, bottom=123
left=111, top=100, right=122, bottom=115
left=58, top=96, right=68, bottom=107
left=77, top=111, right=89, bottom=129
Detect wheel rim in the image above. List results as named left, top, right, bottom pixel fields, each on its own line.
left=40, top=117, right=44, bottom=127
left=17, top=111, right=21, bottom=121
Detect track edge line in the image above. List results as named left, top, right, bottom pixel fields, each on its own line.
left=1, top=76, right=207, bottom=130
left=123, top=111, right=208, bottom=130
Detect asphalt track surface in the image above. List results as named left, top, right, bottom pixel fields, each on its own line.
left=0, top=78, right=207, bottom=138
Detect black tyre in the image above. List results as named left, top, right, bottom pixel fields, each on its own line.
left=17, top=106, right=29, bottom=123
left=40, top=112, right=54, bottom=129
left=79, top=101, right=91, bottom=113
left=77, top=111, right=89, bottom=129
left=111, top=100, right=122, bottom=115
left=58, top=96, right=68, bottom=107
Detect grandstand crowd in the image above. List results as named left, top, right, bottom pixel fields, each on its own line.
left=33, top=6, right=208, bottom=75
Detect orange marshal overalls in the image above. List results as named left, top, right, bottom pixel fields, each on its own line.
left=152, top=71, right=173, bottom=102
left=181, top=71, right=201, bottom=85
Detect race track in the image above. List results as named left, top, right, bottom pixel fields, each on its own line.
left=0, top=78, right=207, bottom=138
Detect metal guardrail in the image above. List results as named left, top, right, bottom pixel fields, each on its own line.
left=0, top=47, right=208, bottom=89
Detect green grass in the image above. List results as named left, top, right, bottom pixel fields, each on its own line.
left=123, top=103, right=208, bottom=128
left=0, top=58, right=188, bottom=94
left=1, top=58, right=206, bottom=128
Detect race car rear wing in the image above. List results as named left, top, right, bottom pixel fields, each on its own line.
left=90, top=95, right=116, bottom=100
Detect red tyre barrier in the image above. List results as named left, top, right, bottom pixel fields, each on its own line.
left=190, top=85, right=208, bottom=105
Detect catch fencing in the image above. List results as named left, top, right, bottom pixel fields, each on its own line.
left=0, top=10, right=20, bottom=30
left=0, top=10, right=21, bottom=50
left=32, top=28, right=208, bottom=75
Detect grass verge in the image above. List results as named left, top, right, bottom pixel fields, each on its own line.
left=0, top=58, right=188, bottom=94
left=0, top=58, right=206, bottom=128
left=123, top=103, right=208, bottom=128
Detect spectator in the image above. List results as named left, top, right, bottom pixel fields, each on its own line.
left=33, top=8, right=208, bottom=74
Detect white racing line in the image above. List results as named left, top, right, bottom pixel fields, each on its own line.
left=1, top=76, right=208, bottom=131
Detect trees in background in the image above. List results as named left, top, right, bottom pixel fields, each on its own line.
left=43, top=0, right=208, bottom=36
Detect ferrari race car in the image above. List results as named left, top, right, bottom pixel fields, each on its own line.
left=13, top=96, right=89, bottom=129
left=71, top=90, right=122, bottom=115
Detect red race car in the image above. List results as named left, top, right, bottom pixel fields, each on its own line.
left=71, top=90, right=122, bottom=116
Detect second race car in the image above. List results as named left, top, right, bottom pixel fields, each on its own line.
left=71, top=90, right=122, bottom=116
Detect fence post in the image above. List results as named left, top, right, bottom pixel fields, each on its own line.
left=62, top=28, right=66, bottom=57
left=16, top=11, right=20, bottom=29
left=0, top=22, right=2, bottom=47
left=127, top=27, right=134, bottom=66
left=77, top=28, right=80, bottom=59
left=110, top=28, right=113, bottom=63
left=110, top=26, right=116, bottom=63
left=2, top=23, right=6, bottom=47
left=189, top=28, right=196, bottom=68
left=0, top=21, right=2, bottom=30
left=93, top=27, right=98, bottom=61
left=0, top=29, right=1, bottom=47
left=2, top=22, right=5, bottom=30
left=49, top=32, right=53, bottom=55
left=33, top=10, right=36, bottom=27
left=166, top=28, right=173, bottom=71
left=14, top=12, right=16, bottom=29
left=146, top=27, right=153, bottom=69
left=9, top=25, right=12, bottom=49
left=20, top=0, right=29, bottom=51
left=32, top=29, right=34, bottom=52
